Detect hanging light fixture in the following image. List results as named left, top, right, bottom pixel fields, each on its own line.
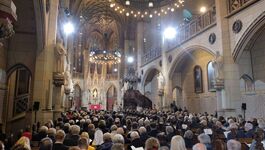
left=125, top=0, right=130, bottom=5
left=148, top=1, right=154, bottom=8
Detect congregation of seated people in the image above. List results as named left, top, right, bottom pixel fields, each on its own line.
left=0, top=108, right=265, bottom=150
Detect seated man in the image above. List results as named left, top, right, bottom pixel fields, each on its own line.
left=227, top=139, right=241, bottom=150
left=53, top=130, right=68, bottom=150
left=128, top=131, right=144, bottom=150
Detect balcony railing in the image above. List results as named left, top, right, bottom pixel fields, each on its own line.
left=142, top=6, right=216, bottom=66
left=142, top=47, right=162, bottom=65
left=227, top=0, right=260, bottom=16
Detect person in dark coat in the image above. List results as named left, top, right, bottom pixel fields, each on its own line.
left=127, top=131, right=144, bottom=150
left=53, top=130, right=68, bottom=150
left=98, top=133, right=113, bottom=150
left=139, top=127, right=149, bottom=144
left=148, top=122, right=159, bottom=138
left=63, top=125, right=80, bottom=146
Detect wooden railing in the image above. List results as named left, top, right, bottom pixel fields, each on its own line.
left=142, top=6, right=216, bottom=66
left=142, top=47, right=162, bottom=65
left=227, top=0, right=260, bottom=15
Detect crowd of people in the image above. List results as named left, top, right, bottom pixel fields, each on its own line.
left=0, top=108, right=265, bottom=150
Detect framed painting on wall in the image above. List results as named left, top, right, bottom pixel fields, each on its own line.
left=194, top=65, right=203, bottom=93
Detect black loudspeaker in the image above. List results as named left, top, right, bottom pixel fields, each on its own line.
left=33, top=101, right=40, bottom=111
left=241, top=103, right=246, bottom=110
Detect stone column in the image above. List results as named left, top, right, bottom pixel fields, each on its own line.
left=53, top=73, right=65, bottom=119
left=0, top=44, right=7, bottom=125
left=32, top=0, right=59, bottom=124
left=136, top=22, right=144, bottom=92
left=215, top=0, right=240, bottom=116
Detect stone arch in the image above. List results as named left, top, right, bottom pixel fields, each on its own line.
left=4, top=64, right=32, bottom=134
left=73, top=84, right=82, bottom=110
left=106, top=85, right=117, bottom=110
left=168, top=45, right=215, bottom=79
left=233, top=11, right=265, bottom=62
left=142, top=66, right=162, bottom=87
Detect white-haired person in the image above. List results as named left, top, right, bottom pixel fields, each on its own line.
left=64, top=125, right=80, bottom=146
left=227, top=139, right=241, bottom=150
left=184, top=130, right=194, bottom=149
left=227, top=123, right=244, bottom=140
left=244, top=122, right=255, bottom=138
left=192, top=143, right=207, bottom=150
left=197, top=133, right=212, bottom=150
left=145, top=137, right=160, bottom=150
left=127, top=131, right=144, bottom=150
left=170, top=135, right=187, bottom=150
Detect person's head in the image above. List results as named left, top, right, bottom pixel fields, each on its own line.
left=47, top=128, right=56, bottom=137
left=165, top=126, right=174, bottom=135
left=39, top=137, right=53, bottom=150
left=227, top=140, right=241, bottom=150
left=138, top=127, right=147, bottom=135
left=244, top=122, right=253, bottom=131
left=145, top=137, right=160, bottom=150
left=80, top=132, right=89, bottom=139
left=111, top=143, right=124, bottom=150
left=170, top=135, right=186, bottom=150
left=78, top=138, right=88, bottom=150
left=130, top=131, right=140, bottom=141
left=192, top=143, right=207, bottom=150
left=0, top=141, right=4, bottom=150
left=55, top=130, right=65, bottom=142
left=198, top=133, right=211, bottom=144
left=112, top=134, right=124, bottom=144
left=39, top=126, right=48, bottom=134
left=116, top=128, right=124, bottom=135
left=103, top=133, right=112, bottom=143
left=110, top=125, right=118, bottom=132
left=184, top=130, right=193, bottom=139
left=70, top=125, right=80, bottom=135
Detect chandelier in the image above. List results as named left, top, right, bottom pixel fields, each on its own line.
left=109, top=0, right=185, bottom=19
left=89, top=48, right=121, bottom=64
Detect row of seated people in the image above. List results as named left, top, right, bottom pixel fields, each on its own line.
left=0, top=109, right=265, bottom=150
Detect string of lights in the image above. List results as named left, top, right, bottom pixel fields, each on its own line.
left=108, top=0, right=185, bottom=19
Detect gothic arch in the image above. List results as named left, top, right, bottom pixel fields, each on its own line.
left=142, top=66, right=162, bottom=87
left=168, top=45, right=215, bottom=79
left=233, top=11, right=265, bottom=62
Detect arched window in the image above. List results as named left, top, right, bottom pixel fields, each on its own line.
left=207, top=61, right=216, bottom=92
left=194, top=65, right=203, bottom=93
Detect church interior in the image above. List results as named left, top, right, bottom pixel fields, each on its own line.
left=1, top=0, right=265, bottom=149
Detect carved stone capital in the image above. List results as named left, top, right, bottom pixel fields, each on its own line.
left=53, top=72, right=65, bottom=87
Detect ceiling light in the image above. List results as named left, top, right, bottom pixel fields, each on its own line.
left=164, top=27, right=177, bottom=39
left=125, top=0, right=130, bottom=5
left=200, top=6, right=207, bottom=13
left=114, top=68, right=118, bottom=72
left=149, top=14, right=153, bottom=18
left=148, top=1, right=154, bottom=8
left=171, top=8, right=175, bottom=12
left=127, top=56, right=134, bottom=63
left=126, top=12, right=130, bottom=16
left=63, top=21, right=74, bottom=35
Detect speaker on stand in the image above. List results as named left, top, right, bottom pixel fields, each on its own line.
left=241, top=103, right=246, bottom=120
left=33, top=101, right=40, bottom=123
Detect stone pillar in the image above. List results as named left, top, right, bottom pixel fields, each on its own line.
left=32, top=0, right=59, bottom=124
left=0, top=45, right=6, bottom=125
left=215, top=0, right=240, bottom=116
left=53, top=73, right=65, bottom=119
left=136, top=22, right=144, bottom=92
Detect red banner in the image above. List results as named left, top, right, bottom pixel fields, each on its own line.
left=89, top=104, right=102, bottom=110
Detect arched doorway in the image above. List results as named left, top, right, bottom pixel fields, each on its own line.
left=169, top=48, right=216, bottom=113
left=106, top=85, right=117, bottom=110
left=143, top=68, right=162, bottom=109
left=73, top=85, right=82, bottom=110
left=4, top=64, right=32, bottom=134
